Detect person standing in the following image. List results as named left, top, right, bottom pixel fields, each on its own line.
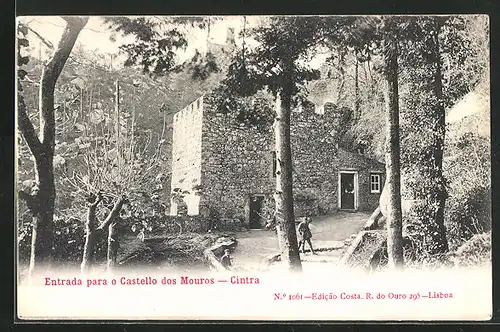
left=297, top=217, right=316, bottom=255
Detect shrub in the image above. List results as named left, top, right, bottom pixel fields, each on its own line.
left=445, top=185, right=491, bottom=250
left=18, top=216, right=108, bottom=267
left=401, top=215, right=455, bottom=269
left=450, top=232, right=491, bottom=267
left=18, top=200, right=240, bottom=268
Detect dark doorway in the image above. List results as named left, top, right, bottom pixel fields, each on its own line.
left=340, top=173, right=356, bottom=210
left=249, top=195, right=265, bottom=229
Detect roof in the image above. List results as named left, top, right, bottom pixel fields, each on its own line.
left=338, top=147, right=385, bottom=170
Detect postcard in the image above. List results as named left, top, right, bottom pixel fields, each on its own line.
left=15, top=14, right=491, bottom=321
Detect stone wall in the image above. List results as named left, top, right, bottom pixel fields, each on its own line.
left=170, top=96, right=204, bottom=215
left=179, top=91, right=386, bottom=226
left=199, top=93, right=275, bottom=223
left=289, top=109, right=385, bottom=214
left=290, top=109, right=340, bottom=215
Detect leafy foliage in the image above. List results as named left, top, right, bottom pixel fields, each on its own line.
left=103, top=17, right=223, bottom=77
left=214, top=17, right=343, bottom=109
left=17, top=32, right=176, bottom=263
left=397, top=16, right=489, bottom=256
left=104, top=17, right=188, bottom=76
left=17, top=23, right=30, bottom=81
left=450, top=232, right=491, bottom=267
left=190, top=50, right=220, bottom=80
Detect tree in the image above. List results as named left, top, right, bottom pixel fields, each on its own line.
left=381, top=20, right=404, bottom=269
left=398, top=16, right=484, bottom=257
left=48, top=59, right=175, bottom=271
left=400, top=17, right=449, bottom=256
left=103, top=16, right=220, bottom=77
left=81, top=192, right=127, bottom=271
left=328, top=15, right=487, bottom=264
left=17, top=16, right=211, bottom=272
left=17, top=17, right=89, bottom=275
left=323, top=16, right=405, bottom=269
left=212, top=17, right=353, bottom=272
left=70, top=91, right=170, bottom=272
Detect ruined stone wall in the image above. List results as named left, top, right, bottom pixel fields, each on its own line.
left=170, top=96, right=204, bottom=215
left=199, top=93, right=275, bottom=222
left=290, top=109, right=341, bottom=215
left=195, top=92, right=384, bottom=224
left=292, top=110, right=385, bottom=213
left=288, top=109, right=384, bottom=214
left=169, top=91, right=385, bottom=223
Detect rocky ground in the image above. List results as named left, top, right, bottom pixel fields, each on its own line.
left=230, top=211, right=370, bottom=272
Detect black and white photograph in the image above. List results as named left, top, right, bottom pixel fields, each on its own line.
left=15, top=15, right=491, bottom=320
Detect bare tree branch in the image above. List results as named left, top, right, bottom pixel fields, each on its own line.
left=97, top=196, right=126, bottom=230
left=26, top=26, right=54, bottom=49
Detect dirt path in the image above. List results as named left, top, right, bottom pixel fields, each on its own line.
left=231, top=211, right=370, bottom=271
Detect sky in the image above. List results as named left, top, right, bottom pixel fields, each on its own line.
left=17, top=16, right=327, bottom=69
left=17, top=16, right=262, bottom=64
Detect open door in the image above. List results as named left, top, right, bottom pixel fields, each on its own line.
left=339, top=172, right=358, bottom=210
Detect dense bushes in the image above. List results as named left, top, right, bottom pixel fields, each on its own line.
left=449, top=232, right=491, bottom=267
left=443, top=121, right=490, bottom=252
left=401, top=159, right=490, bottom=266
left=18, top=201, right=243, bottom=267
left=119, top=232, right=224, bottom=269
left=399, top=107, right=491, bottom=267
left=445, top=185, right=491, bottom=250
left=19, top=214, right=110, bottom=267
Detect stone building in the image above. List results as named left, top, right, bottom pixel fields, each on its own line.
left=169, top=91, right=385, bottom=229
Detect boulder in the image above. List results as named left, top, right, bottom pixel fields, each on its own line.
left=340, top=230, right=387, bottom=270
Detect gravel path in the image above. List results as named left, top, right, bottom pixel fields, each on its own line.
left=231, top=211, right=370, bottom=271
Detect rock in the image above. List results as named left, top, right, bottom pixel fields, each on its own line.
left=340, top=230, right=387, bottom=270
left=204, top=248, right=226, bottom=271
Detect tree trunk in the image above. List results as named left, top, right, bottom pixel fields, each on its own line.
left=80, top=86, right=85, bottom=135
left=81, top=230, right=98, bottom=272
left=274, top=83, right=302, bottom=273
left=81, top=194, right=101, bottom=272
left=130, top=85, right=136, bottom=158
left=115, top=80, right=121, bottom=172
left=402, top=19, right=449, bottom=256
left=425, top=21, right=448, bottom=255
left=354, top=50, right=360, bottom=120
left=336, top=47, right=346, bottom=104
left=383, top=32, right=404, bottom=270
left=81, top=195, right=125, bottom=272
left=107, top=222, right=118, bottom=271
left=19, top=17, right=88, bottom=275
left=100, top=197, right=125, bottom=270
left=29, top=155, right=56, bottom=274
